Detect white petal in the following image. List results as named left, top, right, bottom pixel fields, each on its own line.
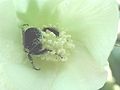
left=58, top=0, right=119, bottom=66
left=0, top=0, right=23, bottom=63
left=0, top=0, right=118, bottom=90
left=0, top=46, right=106, bottom=90
left=14, top=0, right=119, bottom=65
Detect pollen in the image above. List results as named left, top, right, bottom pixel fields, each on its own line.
left=40, top=28, right=75, bottom=62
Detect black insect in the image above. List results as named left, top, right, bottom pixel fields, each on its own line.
left=22, top=24, right=60, bottom=70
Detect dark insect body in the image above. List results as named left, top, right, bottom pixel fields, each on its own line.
left=22, top=24, right=60, bottom=70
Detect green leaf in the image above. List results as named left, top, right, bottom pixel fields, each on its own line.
left=99, top=82, right=114, bottom=90
left=109, top=43, right=120, bottom=85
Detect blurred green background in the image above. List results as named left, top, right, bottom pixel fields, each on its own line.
left=100, top=33, right=120, bottom=90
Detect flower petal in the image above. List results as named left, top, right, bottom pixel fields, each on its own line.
left=0, top=0, right=118, bottom=90
left=15, top=0, right=119, bottom=66
left=58, top=0, right=119, bottom=66
left=14, top=0, right=61, bottom=26
left=0, top=0, right=18, bottom=40
left=0, top=0, right=23, bottom=63
left=0, top=46, right=106, bottom=90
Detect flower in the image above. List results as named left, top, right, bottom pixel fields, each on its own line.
left=0, top=0, right=119, bottom=90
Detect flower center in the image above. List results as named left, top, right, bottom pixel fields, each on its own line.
left=38, top=25, right=75, bottom=62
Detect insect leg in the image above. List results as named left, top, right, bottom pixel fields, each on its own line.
left=28, top=53, right=40, bottom=70
left=42, top=27, right=59, bottom=36
left=21, top=24, right=29, bottom=31
left=22, top=24, right=29, bottom=27
left=22, top=29, right=27, bottom=52
left=42, top=49, right=63, bottom=59
left=38, top=48, right=52, bottom=54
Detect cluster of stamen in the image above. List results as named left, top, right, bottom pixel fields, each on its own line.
left=39, top=29, right=75, bottom=62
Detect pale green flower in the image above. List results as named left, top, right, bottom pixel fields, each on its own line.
left=0, top=0, right=119, bottom=90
